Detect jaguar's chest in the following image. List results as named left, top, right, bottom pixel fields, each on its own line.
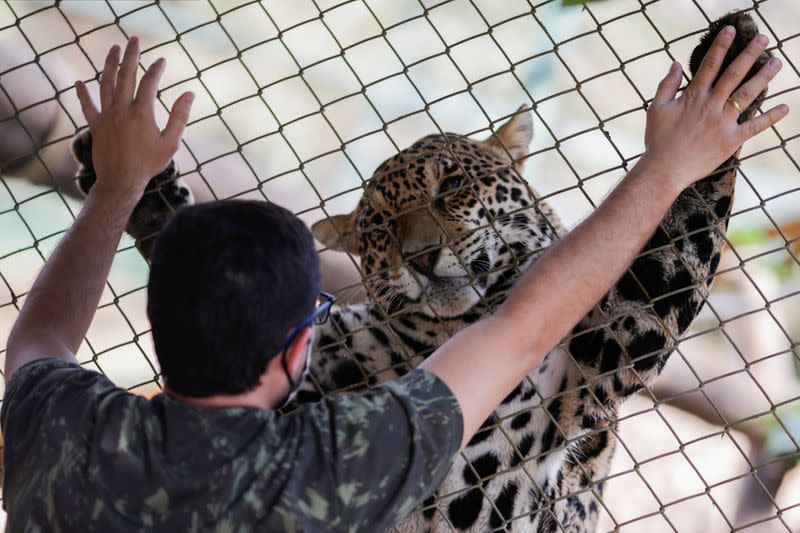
left=391, top=347, right=576, bottom=532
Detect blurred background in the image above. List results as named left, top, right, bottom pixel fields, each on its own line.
left=0, top=0, right=799, bottom=530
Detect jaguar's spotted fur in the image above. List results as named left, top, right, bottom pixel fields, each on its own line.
left=72, top=12, right=769, bottom=532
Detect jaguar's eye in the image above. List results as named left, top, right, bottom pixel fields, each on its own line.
left=439, top=176, right=462, bottom=194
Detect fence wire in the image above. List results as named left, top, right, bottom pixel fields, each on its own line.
left=1, top=0, right=799, bottom=531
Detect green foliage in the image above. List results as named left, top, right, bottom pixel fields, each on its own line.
left=728, top=227, right=767, bottom=247
left=728, top=227, right=800, bottom=281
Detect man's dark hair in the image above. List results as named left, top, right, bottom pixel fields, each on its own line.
left=147, top=200, right=321, bottom=397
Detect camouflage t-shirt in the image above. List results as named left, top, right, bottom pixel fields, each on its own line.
left=1, top=358, right=463, bottom=532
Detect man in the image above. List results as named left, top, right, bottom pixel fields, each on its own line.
left=2, top=28, right=787, bottom=531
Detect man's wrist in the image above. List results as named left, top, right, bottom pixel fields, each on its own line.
left=85, top=180, right=145, bottom=225
left=630, top=151, right=688, bottom=199
left=89, top=179, right=146, bottom=205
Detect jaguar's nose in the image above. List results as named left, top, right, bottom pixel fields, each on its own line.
left=407, top=249, right=440, bottom=277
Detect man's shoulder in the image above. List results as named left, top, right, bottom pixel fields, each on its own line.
left=1, top=357, right=119, bottom=430
left=303, top=368, right=462, bottom=432
left=369, top=368, right=462, bottom=422
left=6, top=356, right=82, bottom=385
left=4, top=357, right=108, bottom=399
left=385, top=367, right=458, bottom=399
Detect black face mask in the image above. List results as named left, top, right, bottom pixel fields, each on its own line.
left=276, top=338, right=312, bottom=410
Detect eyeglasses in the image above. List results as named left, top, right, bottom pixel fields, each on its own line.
left=277, top=291, right=336, bottom=352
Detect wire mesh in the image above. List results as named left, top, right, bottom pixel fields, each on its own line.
left=1, top=0, right=799, bottom=531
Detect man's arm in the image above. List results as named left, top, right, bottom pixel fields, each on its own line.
left=4, top=37, right=193, bottom=381
left=421, top=26, right=789, bottom=448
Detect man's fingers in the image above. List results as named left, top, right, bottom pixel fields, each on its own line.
left=162, top=91, right=194, bottom=150
left=652, top=61, right=682, bottom=106
left=75, top=81, right=100, bottom=125
left=739, top=104, right=790, bottom=141
left=727, top=56, right=782, bottom=116
left=99, top=45, right=120, bottom=110
left=115, top=36, right=140, bottom=104
left=691, top=25, right=736, bottom=92
left=134, top=58, right=165, bottom=109
left=712, top=33, right=769, bottom=102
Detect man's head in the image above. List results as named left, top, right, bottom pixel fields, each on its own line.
left=147, top=200, right=321, bottom=399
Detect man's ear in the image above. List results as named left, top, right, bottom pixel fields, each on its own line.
left=311, top=212, right=359, bottom=256
left=266, top=326, right=312, bottom=379
left=286, top=326, right=313, bottom=375
left=484, top=104, right=533, bottom=169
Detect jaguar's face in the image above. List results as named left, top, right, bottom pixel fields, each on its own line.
left=313, top=108, right=559, bottom=318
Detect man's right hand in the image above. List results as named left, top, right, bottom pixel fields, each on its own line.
left=643, top=25, right=787, bottom=191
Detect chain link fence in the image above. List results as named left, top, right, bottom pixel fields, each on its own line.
left=1, top=0, right=799, bottom=531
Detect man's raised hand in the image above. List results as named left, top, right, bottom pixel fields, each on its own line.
left=643, top=25, right=788, bottom=191
left=74, top=36, right=194, bottom=198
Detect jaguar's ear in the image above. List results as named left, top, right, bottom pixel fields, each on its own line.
left=484, top=104, right=533, bottom=168
left=312, top=212, right=359, bottom=256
